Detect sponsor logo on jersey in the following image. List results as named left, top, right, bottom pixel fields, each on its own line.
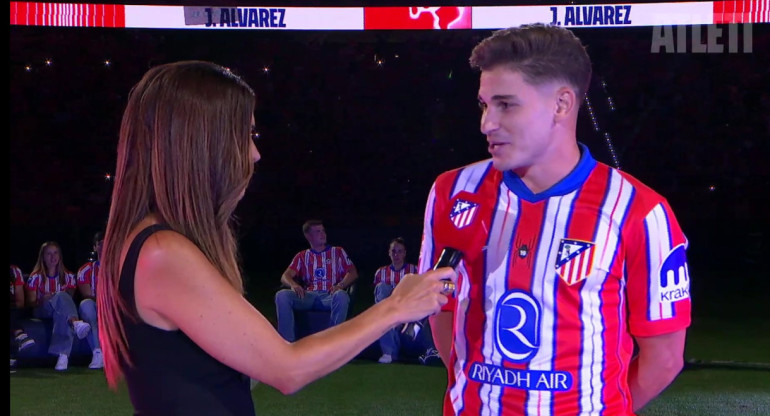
left=659, top=244, right=690, bottom=303
left=494, top=290, right=540, bottom=363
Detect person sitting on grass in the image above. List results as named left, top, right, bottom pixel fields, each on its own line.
left=25, top=241, right=90, bottom=371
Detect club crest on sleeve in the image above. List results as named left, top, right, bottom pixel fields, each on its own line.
left=555, top=239, right=595, bottom=285
left=449, top=199, right=479, bottom=229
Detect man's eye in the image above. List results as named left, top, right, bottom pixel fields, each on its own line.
left=477, top=101, right=487, bottom=110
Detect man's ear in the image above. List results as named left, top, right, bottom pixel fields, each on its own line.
left=554, top=87, right=577, bottom=120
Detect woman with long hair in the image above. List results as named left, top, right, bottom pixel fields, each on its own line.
left=25, top=241, right=91, bottom=370
left=97, top=60, right=455, bottom=415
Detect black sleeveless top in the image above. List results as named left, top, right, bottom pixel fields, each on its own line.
left=119, top=224, right=255, bottom=416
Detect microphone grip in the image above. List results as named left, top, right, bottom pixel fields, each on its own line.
left=433, top=247, right=463, bottom=271
left=402, top=247, right=463, bottom=341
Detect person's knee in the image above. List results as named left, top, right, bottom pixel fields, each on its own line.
left=275, top=289, right=297, bottom=308
left=374, top=283, right=393, bottom=302
left=78, top=299, right=97, bottom=318
left=332, top=290, right=350, bottom=307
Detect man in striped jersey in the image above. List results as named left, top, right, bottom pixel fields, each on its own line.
left=420, top=24, right=691, bottom=416
left=275, top=220, right=359, bottom=342
left=372, top=237, right=418, bottom=363
left=76, top=231, right=104, bottom=369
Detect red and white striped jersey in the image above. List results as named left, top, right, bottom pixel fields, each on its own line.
left=76, top=260, right=100, bottom=297
left=10, top=265, right=25, bottom=302
left=26, top=271, right=76, bottom=300
left=419, top=145, right=692, bottom=416
left=288, top=246, right=354, bottom=291
left=373, top=263, right=418, bottom=286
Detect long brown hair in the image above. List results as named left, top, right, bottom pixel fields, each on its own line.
left=98, top=61, right=256, bottom=389
left=29, top=241, right=70, bottom=289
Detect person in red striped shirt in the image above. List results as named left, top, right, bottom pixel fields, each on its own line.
left=25, top=241, right=91, bottom=371
left=76, top=231, right=104, bottom=369
left=372, top=237, right=418, bottom=364
left=275, top=220, right=359, bottom=342
left=421, top=24, right=690, bottom=416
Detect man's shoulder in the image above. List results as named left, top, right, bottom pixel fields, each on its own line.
left=596, top=163, right=675, bottom=218
left=435, top=158, right=494, bottom=182
left=611, top=167, right=670, bottom=208
left=77, top=261, right=95, bottom=273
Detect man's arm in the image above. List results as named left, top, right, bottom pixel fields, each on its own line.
left=14, top=283, right=26, bottom=309
left=429, top=310, right=454, bottom=368
left=333, top=264, right=359, bottom=292
left=280, top=268, right=299, bottom=288
left=78, top=283, right=94, bottom=300
left=628, top=329, right=686, bottom=411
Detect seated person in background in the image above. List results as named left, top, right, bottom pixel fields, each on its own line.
left=275, top=219, right=358, bottom=342
left=10, top=264, right=35, bottom=370
left=372, top=237, right=417, bottom=364
left=76, top=231, right=104, bottom=369
left=25, top=241, right=91, bottom=371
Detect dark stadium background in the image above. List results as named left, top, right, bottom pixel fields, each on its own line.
left=10, top=2, right=769, bottom=319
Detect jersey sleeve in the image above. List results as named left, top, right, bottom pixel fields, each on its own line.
left=288, top=252, right=304, bottom=275
left=625, top=200, right=692, bottom=337
left=64, top=272, right=77, bottom=290
left=373, top=267, right=385, bottom=285
left=25, top=273, right=41, bottom=291
left=418, top=180, right=458, bottom=313
left=11, top=265, right=25, bottom=286
left=76, top=263, right=92, bottom=285
left=337, top=247, right=354, bottom=272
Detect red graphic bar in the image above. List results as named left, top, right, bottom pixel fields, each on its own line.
left=714, top=0, right=770, bottom=23
left=364, top=6, right=471, bottom=30
left=10, top=2, right=125, bottom=27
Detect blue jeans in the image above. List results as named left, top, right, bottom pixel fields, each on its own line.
left=374, top=283, right=400, bottom=358
left=33, top=292, right=80, bottom=356
left=78, top=299, right=100, bottom=352
left=275, top=289, right=350, bottom=342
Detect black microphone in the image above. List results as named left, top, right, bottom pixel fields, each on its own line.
left=401, top=247, right=463, bottom=341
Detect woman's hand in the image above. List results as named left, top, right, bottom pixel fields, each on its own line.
left=384, top=267, right=457, bottom=325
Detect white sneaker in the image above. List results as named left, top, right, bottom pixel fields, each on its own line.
left=378, top=354, right=393, bottom=364
left=55, top=354, right=69, bottom=371
left=72, top=320, right=91, bottom=339
left=88, top=349, right=104, bottom=369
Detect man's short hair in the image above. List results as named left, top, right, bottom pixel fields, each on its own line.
left=302, top=219, right=323, bottom=234
left=469, top=23, right=592, bottom=104
left=390, top=237, right=406, bottom=248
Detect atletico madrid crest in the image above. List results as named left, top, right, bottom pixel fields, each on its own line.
left=555, top=239, right=595, bottom=285
left=449, top=199, right=478, bottom=229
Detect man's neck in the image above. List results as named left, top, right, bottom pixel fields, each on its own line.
left=310, top=244, right=327, bottom=252
left=516, top=140, right=581, bottom=194
left=391, top=261, right=404, bottom=270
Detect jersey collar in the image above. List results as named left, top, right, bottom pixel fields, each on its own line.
left=502, top=142, right=596, bottom=203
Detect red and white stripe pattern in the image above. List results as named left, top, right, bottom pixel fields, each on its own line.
left=714, top=0, right=770, bottom=23
left=76, top=260, right=99, bottom=297
left=26, top=271, right=76, bottom=300
left=555, top=239, right=596, bottom=286
left=10, top=2, right=125, bottom=27
left=10, top=265, right=25, bottom=296
left=288, top=246, right=353, bottom=292
left=373, top=263, right=417, bottom=286
left=420, top=153, right=690, bottom=415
